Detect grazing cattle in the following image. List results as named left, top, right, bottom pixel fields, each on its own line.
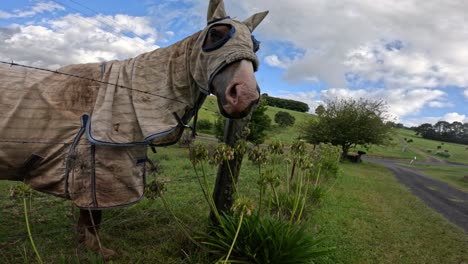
left=0, top=0, right=268, bottom=258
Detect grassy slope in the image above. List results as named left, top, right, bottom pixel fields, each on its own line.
left=353, top=128, right=468, bottom=165
left=398, top=128, right=468, bottom=165
left=197, top=96, right=315, bottom=144
left=312, top=162, right=468, bottom=264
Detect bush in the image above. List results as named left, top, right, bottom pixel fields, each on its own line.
left=196, top=119, right=212, bottom=132
left=263, top=94, right=309, bottom=112
left=274, top=111, right=296, bottom=127
left=435, top=151, right=450, bottom=158
left=199, top=213, right=333, bottom=263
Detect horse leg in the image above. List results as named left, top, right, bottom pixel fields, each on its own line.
left=78, top=209, right=116, bottom=259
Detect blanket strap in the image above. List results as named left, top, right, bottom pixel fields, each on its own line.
left=64, top=115, right=88, bottom=198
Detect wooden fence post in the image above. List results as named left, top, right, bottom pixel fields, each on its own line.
left=210, top=116, right=250, bottom=223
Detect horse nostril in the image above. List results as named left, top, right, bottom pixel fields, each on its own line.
left=229, top=85, right=237, bottom=98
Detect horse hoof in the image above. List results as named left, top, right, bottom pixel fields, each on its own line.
left=82, top=229, right=117, bottom=259
left=99, top=247, right=116, bottom=260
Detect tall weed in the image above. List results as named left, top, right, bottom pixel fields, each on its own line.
left=190, top=140, right=340, bottom=263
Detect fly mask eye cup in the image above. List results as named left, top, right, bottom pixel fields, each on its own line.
left=202, top=23, right=236, bottom=52
left=191, top=18, right=261, bottom=95
left=202, top=24, right=261, bottom=53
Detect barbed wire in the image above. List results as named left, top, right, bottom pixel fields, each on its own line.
left=0, top=60, right=280, bottom=147
left=0, top=60, right=190, bottom=105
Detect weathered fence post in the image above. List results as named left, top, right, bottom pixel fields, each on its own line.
left=210, top=116, right=250, bottom=222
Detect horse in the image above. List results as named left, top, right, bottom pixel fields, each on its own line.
left=0, top=0, right=268, bottom=258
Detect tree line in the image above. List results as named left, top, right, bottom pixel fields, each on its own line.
left=414, top=121, right=468, bottom=145
left=262, top=94, right=310, bottom=112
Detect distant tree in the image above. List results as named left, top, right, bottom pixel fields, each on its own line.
left=214, top=114, right=225, bottom=141
left=315, top=105, right=325, bottom=116
left=274, top=111, right=296, bottom=127
left=197, top=119, right=213, bottom=132
left=301, top=98, right=393, bottom=161
left=262, top=94, right=309, bottom=112
left=415, top=123, right=434, bottom=137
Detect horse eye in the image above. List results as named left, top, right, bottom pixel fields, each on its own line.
left=202, top=24, right=235, bottom=52
left=209, top=28, right=224, bottom=43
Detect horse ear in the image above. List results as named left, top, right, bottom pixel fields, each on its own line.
left=243, top=11, right=269, bottom=32
left=207, top=0, right=227, bottom=22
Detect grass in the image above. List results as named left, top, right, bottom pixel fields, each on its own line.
left=403, top=164, right=468, bottom=192
left=398, top=128, right=468, bottom=165
left=351, top=133, right=424, bottom=160
left=2, top=145, right=468, bottom=263
left=197, top=96, right=315, bottom=144
left=311, top=161, right=468, bottom=264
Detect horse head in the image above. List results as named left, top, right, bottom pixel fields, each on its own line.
left=191, top=0, right=268, bottom=119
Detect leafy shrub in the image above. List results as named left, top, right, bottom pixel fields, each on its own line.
left=435, top=151, right=450, bottom=158
left=426, top=149, right=432, bottom=153
left=189, top=140, right=338, bottom=263
left=274, top=111, right=296, bottom=127
left=314, top=143, right=341, bottom=179
left=263, top=94, right=310, bottom=112
left=309, top=186, right=325, bottom=204
left=199, top=213, right=333, bottom=263
left=214, top=115, right=225, bottom=141
left=196, top=119, right=212, bottom=132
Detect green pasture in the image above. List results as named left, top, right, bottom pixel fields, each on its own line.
left=351, top=132, right=423, bottom=160
left=312, top=162, right=468, bottom=264
left=398, top=129, right=468, bottom=165
left=197, top=95, right=314, bottom=144
left=1, top=145, right=468, bottom=263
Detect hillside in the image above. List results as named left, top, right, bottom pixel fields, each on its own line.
left=197, top=96, right=315, bottom=143
left=358, top=128, right=468, bottom=164
left=198, top=97, right=468, bottom=164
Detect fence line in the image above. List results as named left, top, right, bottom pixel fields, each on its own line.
left=0, top=60, right=274, bottom=131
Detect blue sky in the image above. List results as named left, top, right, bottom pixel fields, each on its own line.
left=1, top=0, right=467, bottom=126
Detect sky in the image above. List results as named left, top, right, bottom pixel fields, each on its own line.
left=1, top=0, right=467, bottom=127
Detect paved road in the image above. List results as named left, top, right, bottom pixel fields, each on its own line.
left=363, top=156, right=468, bottom=233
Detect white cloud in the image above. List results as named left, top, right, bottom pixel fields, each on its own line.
left=264, top=54, right=289, bottom=69
left=403, top=112, right=468, bottom=127
left=0, top=14, right=159, bottom=69
left=464, top=89, right=468, bottom=100
left=0, top=1, right=64, bottom=19
left=320, top=88, right=446, bottom=117
left=442, top=112, right=467, bottom=123
left=282, top=90, right=321, bottom=112
left=231, top=0, right=468, bottom=90
left=281, top=87, right=448, bottom=124
left=428, top=101, right=453, bottom=108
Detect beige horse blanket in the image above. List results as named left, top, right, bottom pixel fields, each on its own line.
left=0, top=12, right=261, bottom=209
left=0, top=33, right=205, bottom=208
